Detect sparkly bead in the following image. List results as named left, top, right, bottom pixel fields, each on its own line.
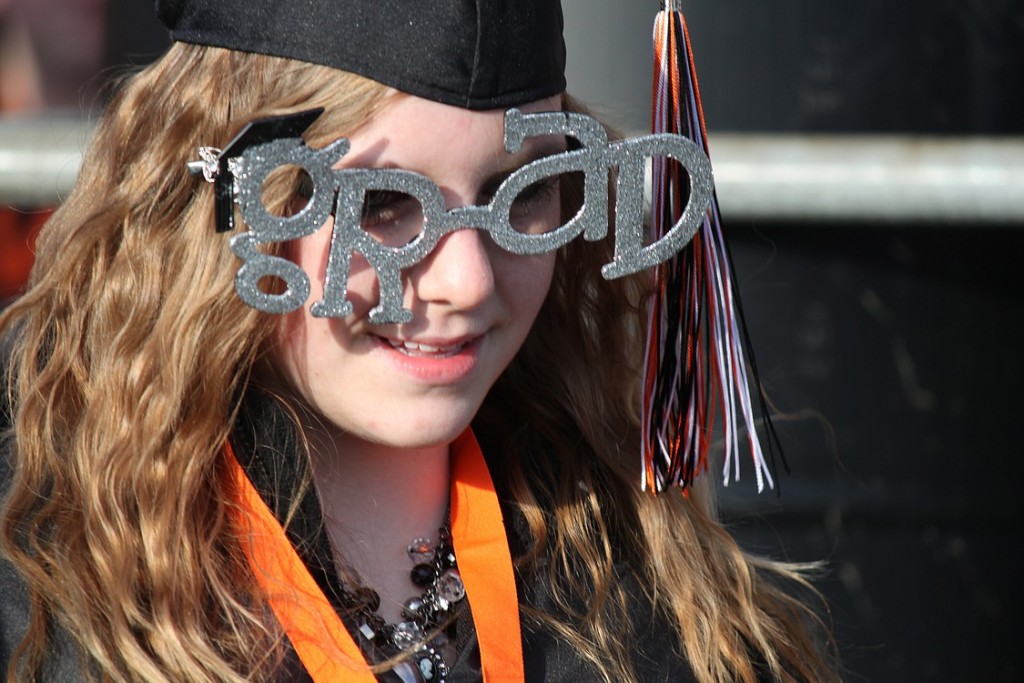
left=410, top=562, right=436, bottom=587
left=402, top=596, right=425, bottom=620
left=419, top=593, right=440, bottom=613
left=392, top=620, right=422, bottom=648
left=407, top=537, right=436, bottom=563
left=343, top=528, right=458, bottom=681
left=436, top=568, right=466, bottom=603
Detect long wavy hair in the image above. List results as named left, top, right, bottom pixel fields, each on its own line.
left=0, top=43, right=837, bottom=682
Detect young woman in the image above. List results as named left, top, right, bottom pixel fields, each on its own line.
left=0, top=1, right=838, bottom=681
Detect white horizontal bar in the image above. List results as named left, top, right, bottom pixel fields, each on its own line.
left=709, top=134, right=1024, bottom=224
left=0, top=116, right=93, bottom=208
left=2, top=117, right=1022, bottom=224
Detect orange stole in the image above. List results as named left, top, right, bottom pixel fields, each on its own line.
left=224, top=429, right=525, bottom=681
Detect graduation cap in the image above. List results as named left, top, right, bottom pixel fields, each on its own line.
left=156, top=0, right=566, bottom=110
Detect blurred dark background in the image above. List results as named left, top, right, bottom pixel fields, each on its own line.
left=565, top=2, right=1024, bottom=681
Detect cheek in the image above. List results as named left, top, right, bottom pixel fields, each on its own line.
left=269, top=307, right=309, bottom=397
left=503, top=192, right=560, bottom=310
left=272, top=228, right=351, bottom=390
left=499, top=252, right=557, bottom=318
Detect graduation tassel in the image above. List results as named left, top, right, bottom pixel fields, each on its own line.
left=642, top=0, right=783, bottom=494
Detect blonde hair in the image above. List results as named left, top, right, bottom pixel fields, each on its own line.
left=0, top=43, right=391, bottom=682
left=1, top=44, right=837, bottom=682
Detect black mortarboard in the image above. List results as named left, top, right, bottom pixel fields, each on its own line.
left=156, top=0, right=566, bottom=110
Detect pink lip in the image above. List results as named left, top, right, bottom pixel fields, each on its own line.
left=371, top=334, right=482, bottom=383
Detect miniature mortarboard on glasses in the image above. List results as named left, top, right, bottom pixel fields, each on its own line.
left=163, top=0, right=782, bottom=494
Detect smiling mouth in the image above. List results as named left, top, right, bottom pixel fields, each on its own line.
left=384, top=337, right=468, bottom=358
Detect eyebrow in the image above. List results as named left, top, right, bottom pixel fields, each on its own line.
left=480, top=134, right=569, bottom=198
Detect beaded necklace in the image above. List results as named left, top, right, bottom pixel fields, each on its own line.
left=344, top=524, right=466, bottom=683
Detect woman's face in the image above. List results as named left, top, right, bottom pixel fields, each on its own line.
left=271, top=94, right=563, bottom=451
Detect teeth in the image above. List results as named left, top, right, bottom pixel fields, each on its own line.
left=386, top=338, right=464, bottom=356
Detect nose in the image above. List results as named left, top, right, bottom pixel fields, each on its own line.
left=409, top=227, right=495, bottom=311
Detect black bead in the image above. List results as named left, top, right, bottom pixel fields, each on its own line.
left=402, top=596, right=425, bottom=620
left=410, top=562, right=436, bottom=587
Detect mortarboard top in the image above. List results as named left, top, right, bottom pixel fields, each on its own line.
left=156, top=0, right=567, bottom=110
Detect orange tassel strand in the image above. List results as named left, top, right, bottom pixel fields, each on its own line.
left=642, top=1, right=783, bottom=493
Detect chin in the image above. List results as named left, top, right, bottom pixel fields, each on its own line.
left=335, top=403, right=481, bottom=452
left=366, top=423, right=470, bottom=450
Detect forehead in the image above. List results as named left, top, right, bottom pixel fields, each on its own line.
left=338, top=93, right=566, bottom=173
